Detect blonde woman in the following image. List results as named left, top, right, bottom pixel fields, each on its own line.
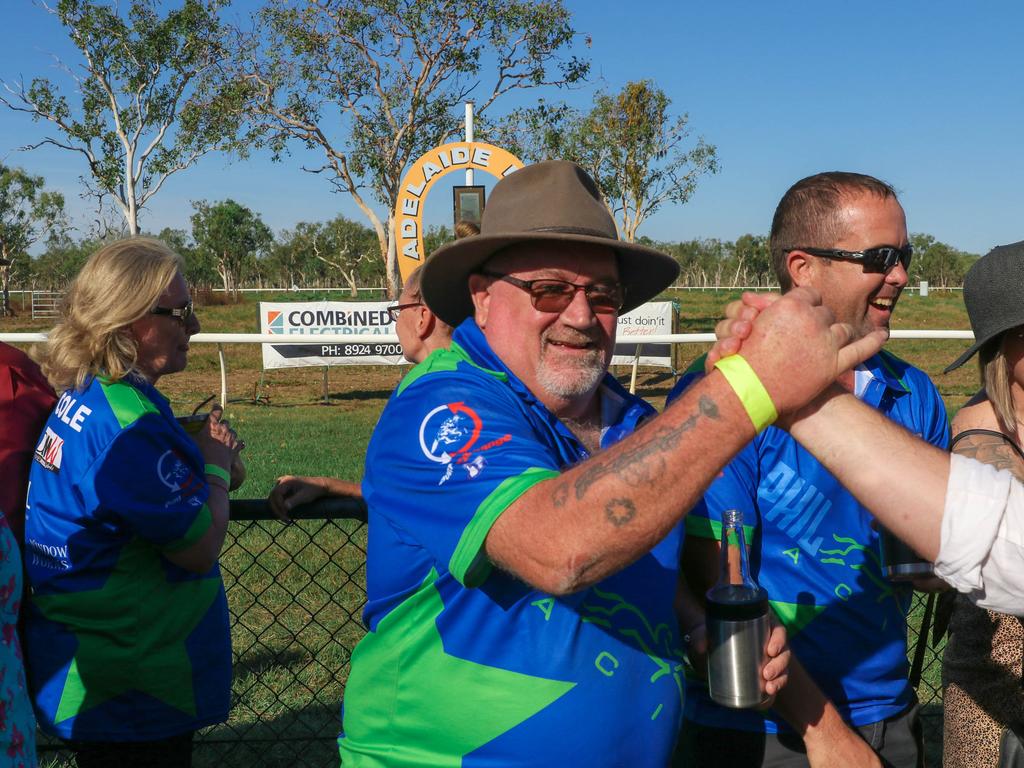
left=942, top=242, right=1024, bottom=768
left=24, top=238, right=241, bottom=767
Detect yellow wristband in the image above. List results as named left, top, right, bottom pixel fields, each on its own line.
left=205, top=464, right=231, bottom=485
left=713, top=354, right=778, bottom=433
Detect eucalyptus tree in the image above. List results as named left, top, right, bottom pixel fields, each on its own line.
left=0, top=166, right=67, bottom=315
left=579, top=81, right=718, bottom=241
left=497, top=80, right=717, bottom=243
left=1, top=0, right=256, bottom=235
left=190, top=199, right=272, bottom=297
left=273, top=217, right=381, bottom=294
left=238, top=0, right=588, bottom=295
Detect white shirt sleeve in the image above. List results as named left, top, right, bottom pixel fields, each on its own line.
left=935, top=453, right=1024, bottom=613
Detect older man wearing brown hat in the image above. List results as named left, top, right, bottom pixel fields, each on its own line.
left=339, top=160, right=882, bottom=765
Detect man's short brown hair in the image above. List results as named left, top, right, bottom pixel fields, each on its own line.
left=769, top=172, right=898, bottom=291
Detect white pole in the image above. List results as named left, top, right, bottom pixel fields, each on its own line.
left=629, top=347, right=641, bottom=394
left=465, top=102, right=474, bottom=186
left=218, top=343, right=228, bottom=408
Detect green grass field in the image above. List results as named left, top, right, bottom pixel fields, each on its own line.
left=9, top=287, right=971, bottom=766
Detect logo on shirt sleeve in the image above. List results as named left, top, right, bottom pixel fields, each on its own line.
left=156, top=449, right=204, bottom=506
left=418, top=402, right=511, bottom=485
left=34, top=427, right=65, bottom=471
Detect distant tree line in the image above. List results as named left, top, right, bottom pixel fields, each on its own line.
left=647, top=232, right=979, bottom=289
left=3, top=175, right=980, bottom=307
left=0, top=185, right=458, bottom=302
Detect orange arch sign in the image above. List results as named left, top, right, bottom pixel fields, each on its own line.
left=395, top=141, right=524, bottom=282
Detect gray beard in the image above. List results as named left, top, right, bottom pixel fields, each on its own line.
left=535, top=349, right=606, bottom=400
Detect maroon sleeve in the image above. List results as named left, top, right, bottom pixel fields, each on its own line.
left=0, top=344, right=57, bottom=543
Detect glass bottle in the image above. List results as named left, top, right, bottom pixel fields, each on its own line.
left=705, top=509, right=771, bottom=708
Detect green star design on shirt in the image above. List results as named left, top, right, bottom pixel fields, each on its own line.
left=769, top=599, right=826, bottom=637
left=340, top=569, right=576, bottom=766
left=32, top=537, right=222, bottom=723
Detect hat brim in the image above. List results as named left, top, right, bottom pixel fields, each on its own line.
left=420, top=231, right=680, bottom=327
left=944, top=329, right=1003, bottom=373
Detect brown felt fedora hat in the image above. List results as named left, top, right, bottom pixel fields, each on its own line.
left=419, top=160, right=680, bottom=326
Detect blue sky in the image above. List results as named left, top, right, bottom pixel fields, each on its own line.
left=1, top=0, right=1022, bottom=255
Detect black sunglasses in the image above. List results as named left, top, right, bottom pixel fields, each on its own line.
left=481, top=271, right=624, bottom=314
left=386, top=302, right=423, bottom=323
left=790, top=245, right=913, bottom=273
left=150, top=299, right=195, bottom=322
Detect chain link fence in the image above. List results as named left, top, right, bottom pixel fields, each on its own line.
left=908, top=589, right=948, bottom=766
left=39, top=499, right=947, bottom=767
left=39, top=498, right=367, bottom=768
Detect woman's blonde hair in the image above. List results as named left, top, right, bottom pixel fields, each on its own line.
left=979, top=335, right=1018, bottom=436
left=38, top=237, right=183, bottom=393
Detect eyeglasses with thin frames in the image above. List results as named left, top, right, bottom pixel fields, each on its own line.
left=150, top=299, right=195, bottom=323
left=480, top=271, right=624, bottom=314
left=386, top=302, right=423, bottom=323
left=787, top=245, right=913, bottom=273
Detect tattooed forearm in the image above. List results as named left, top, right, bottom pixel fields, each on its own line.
left=551, top=480, right=569, bottom=508
left=953, top=434, right=1024, bottom=482
left=605, top=498, right=636, bottom=527
left=572, top=393, right=723, bottom=502
left=697, top=395, right=719, bottom=421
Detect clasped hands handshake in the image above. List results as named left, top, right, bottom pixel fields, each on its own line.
left=705, top=287, right=888, bottom=426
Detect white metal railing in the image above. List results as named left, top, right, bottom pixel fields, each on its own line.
left=6, top=285, right=967, bottom=296
left=0, top=330, right=976, bottom=344
left=666, top=285, right=965, bottom=293
left=0, top=330, right=977, bottom=404
left=5, top=287, right=386, bottom=296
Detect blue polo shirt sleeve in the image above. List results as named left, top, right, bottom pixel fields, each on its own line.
left=84, top=414, right=212, bottom=552
left=363, top=370, right=563, bottom=588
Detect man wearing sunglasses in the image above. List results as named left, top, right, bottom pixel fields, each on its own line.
left=337, top=160, right=853, bottom=765
left=669, top=172, right=948, bottom=768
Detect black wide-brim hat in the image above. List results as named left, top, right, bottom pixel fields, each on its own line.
left=420, top=160, right=680, bottom=327
left=945, top=239, right=1024, bottom=372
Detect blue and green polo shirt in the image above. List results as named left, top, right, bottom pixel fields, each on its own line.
left=24, top=375, right=231, bottom=741
left=341, top=319, right=685, bottom=766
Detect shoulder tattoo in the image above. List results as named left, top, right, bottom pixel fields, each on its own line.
left=952, top=432, right=1024, bottom=483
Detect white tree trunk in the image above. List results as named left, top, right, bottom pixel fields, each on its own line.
left=218, top=260, right=230, bottom=295
left=385, top=213, right=399, bottom=299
